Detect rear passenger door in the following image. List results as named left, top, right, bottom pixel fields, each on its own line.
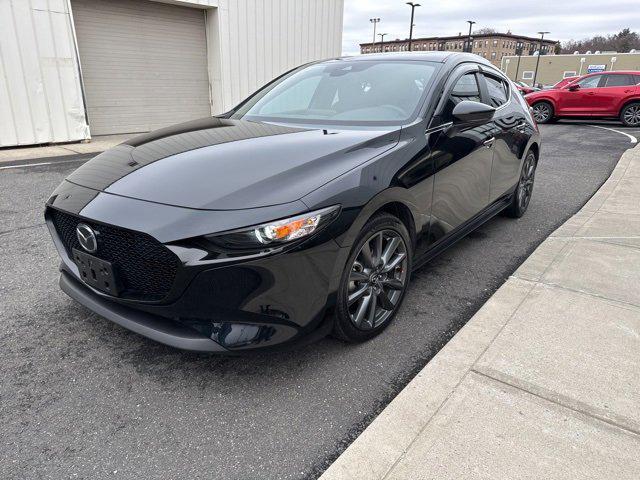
left=480, top=71, right=529, bottom=202
left=589, top=74, right=638, bottom=116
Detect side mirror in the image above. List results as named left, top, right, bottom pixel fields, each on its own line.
left=567, top=84, right=580, bottom=91
left=452, top=100, right=496, bottom=124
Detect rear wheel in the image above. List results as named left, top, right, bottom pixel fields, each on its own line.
left=505, top=150, right=537, bottom=218
left=333, top=213, right=412, bottom=343
left=531, top=101, right=554, bottom=124
left=620, top=102, right=640, bottom=127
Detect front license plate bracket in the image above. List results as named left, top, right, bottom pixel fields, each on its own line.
left=72, top=248, right=121, bottom=296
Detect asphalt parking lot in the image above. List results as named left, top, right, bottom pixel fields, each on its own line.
left=1, top=121, right=639, bottom=480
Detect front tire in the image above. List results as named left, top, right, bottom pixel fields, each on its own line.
left=333, top=213, right=412, bottom=343
left=505, top=150, right=537, bottom=218
left=620, top=102, right=640, bottom=127
left=531, top=101, right=554, bottom=124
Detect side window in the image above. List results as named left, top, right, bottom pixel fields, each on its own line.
left=441, top=72, right=481, bottom=122
left=576, top=75, right=603, bottom=89
left=482, top=74, right=509, bottom=107
left=603, top=74, right=634, bottom=87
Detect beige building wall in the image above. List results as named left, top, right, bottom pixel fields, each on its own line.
left=501, top=53, right=640, bottom=86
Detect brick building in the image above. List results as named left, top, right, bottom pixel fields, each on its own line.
left=360, top=32, right=558, bottom=67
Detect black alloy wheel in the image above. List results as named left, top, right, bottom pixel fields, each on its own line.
left=505, top=150, right=537, bottom=218
left=531, top=102, right=553, bottom=124
left=333, top=213, right=412, bottom=342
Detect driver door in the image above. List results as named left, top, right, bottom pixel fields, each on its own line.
left=557, top=74, right=603, bottom=115
left=428, top=67, right=495, bottom=239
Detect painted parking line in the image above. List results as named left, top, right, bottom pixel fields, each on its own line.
left=0, top=158, right=87, bottom=170
left=586, top=125, right=638, bottom=144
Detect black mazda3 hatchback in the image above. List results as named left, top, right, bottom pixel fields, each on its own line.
left=46, top=52, right=540, bottom=353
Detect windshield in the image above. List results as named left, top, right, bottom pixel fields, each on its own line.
left=232, top=60, right=440, bottom=126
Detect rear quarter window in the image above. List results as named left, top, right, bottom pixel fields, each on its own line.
left=604, top=74, right=635, bottom=87
left=483, top=74, right=509, bottom=107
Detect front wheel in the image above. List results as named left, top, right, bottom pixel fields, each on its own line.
left=531, top=101, right=554, bottom=124
left=620, top=102, right=640, bottom=127
left=333, top=213, right=412, bottom=343
left=505, top=150, right=537, bottom=218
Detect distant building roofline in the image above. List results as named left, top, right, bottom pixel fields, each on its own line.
left=360, top=32, right=558, bottom=47
left=502, top=51, right=640, bottom=60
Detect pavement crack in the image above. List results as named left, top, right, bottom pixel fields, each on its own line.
left=0, top=223, right=46, bottom=236
left=471, top=369, right=640, bottom=438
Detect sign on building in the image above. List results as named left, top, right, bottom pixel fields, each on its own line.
left=587, top=64, right=606, bottom=73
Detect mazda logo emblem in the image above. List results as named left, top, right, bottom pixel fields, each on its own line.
left=76, top=223, right=98, bottom=253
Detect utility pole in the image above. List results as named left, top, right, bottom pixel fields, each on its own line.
left=466, top=20, right=476, bottom=52
left=378, top=33, right=387, bottom=53
left=406, top=2, right=420, bottom=51
left=533, top=31, right=550, bottom=87
left=515, top=40, right=523, bottom=81
left=370, top=18, right=380, bottom=50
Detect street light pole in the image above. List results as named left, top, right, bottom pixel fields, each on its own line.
left=515, top=41, right=523, bottom=81
left=406, top=2, right=420, bottom=51
left=378, top=33, right=387, bottom=53
left=369, top=18, right=380, bottom=50
left=532, top=31, right=549, bottom=87
left=466, top=20, right=476, bottom=53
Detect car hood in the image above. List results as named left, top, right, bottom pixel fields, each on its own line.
left=65, top=117, right=401, bottom=210
left=524, top=90, right=548, bottom=100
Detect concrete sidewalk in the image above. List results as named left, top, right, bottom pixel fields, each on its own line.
left=0, top=134, right=130, bottom=164
left=321, top=145, right=640, bottom=480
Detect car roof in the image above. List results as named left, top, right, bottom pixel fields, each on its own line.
left=582, top=70, right=640, bottom=76
left=329, top=51, right=495, bottom=68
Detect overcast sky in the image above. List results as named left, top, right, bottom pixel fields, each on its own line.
left=342, top=0, right=640, bottom=55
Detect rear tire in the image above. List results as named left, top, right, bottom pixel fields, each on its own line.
left=531, top=101, right=554, bottom=124
left=505, top=150, right=537, bottom=218
left=332, top=213, right=412, bottom=343
left=620, top=102, right=640, bottom=127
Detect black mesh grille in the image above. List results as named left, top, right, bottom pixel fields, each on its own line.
left=49, top=208, right=179, bottom=301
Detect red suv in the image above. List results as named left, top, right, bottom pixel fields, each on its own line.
left=525, top=71, right=640, bottom=126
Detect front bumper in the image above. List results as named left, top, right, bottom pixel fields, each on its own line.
left=54, top=231, right=348, bottom=352
left=56, top=235, right=346, bottom=352
left=46, top=182, right=351, bottom=353
left=60, top=271, right=229, bottom=352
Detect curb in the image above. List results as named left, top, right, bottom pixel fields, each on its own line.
left=320, top=143, right=640, bottom=480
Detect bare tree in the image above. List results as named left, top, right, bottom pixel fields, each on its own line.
left=561, top=28, right=640, bottom=53
left=473, top=27, right=497, bottom=35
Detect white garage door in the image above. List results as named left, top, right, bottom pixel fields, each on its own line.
left=71, top=0, right=211, bottom=136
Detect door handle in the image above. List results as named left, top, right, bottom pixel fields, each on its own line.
left=483, top=137, right=495, bottom=148
left=587, top=92, right=595, bottom=95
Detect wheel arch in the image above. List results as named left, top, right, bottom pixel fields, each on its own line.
left=374, top=202, right=417, bottom=247
left=334, top=188, right=424, bottom=250
left=618, top=97, right=640, bottom=116
left=530, top=97, right=557, bottom=112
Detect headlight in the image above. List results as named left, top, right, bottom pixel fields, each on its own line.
left=205, top=205, right=341, bottom=251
